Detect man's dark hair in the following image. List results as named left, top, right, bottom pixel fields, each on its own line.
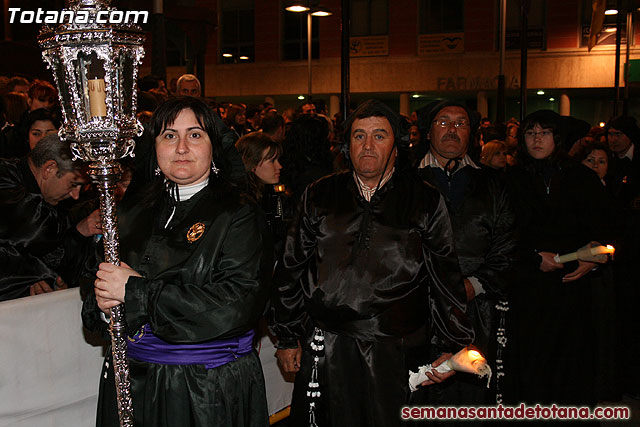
left=246, top=105, right=261, bottom=120
left=313, top=99, right=327, bottom=115
left=342, top=99, right=407, bottom=154
left=261, top=112, right=284, bottom=134
left=138, top=74, right=162, bottom=92
left=296, top=101, right=315, bottom=114
left=481, top=124, right=506, bottom=142
left=29, top=133, right=81, bottom=174
left=605, top=115, right=640, bottom=143
left=426, top=100, right=480, bottom=135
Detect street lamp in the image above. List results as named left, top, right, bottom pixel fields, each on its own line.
left=285, top=1, right=332, bottom=99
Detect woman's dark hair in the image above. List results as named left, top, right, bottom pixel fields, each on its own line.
left=224, top=104, right=246, bottom=127
left=25, top=108, right=61, bottom=132
left=149, top=96, right=225, bottom=180
left=517, top=109, right=568, bottom=170
left=235, top=131, right=282, bottom=199
left=126, top=97, right=229, bottom=206
left=577, top=141, right=613, bottom=175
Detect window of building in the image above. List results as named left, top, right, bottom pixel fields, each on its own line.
left=505, top=0, right=546, bottom=49
left=579, top=0, right=627, bottom=47
left=419, top=0, right=464, bottom=34
left=350, top=0, right=388, bottom=36
left=220, top=0, right=255, bottom=64
left=282, top=11, right=319, bottom=60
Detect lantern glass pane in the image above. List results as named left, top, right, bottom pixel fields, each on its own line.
left=120, top=53, right=134, bottom=117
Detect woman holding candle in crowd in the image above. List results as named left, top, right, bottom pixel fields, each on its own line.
left=505, top=110, right=613, bottom=411
left=81, top=97, right=272, bottom=427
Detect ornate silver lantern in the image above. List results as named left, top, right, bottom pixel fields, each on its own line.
left=38, top=1, right=145, bottom=426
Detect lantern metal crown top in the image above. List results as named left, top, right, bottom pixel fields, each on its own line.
left=38, top=0, right=145, bottom=162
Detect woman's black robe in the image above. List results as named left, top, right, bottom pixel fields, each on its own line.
left=505, top=161, right=613, bottom=407
left=82, top=180, right=273, bottom=427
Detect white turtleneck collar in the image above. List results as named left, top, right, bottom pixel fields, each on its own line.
left=164, top=177, right=209, bottom=228
left=177, top=177, right=209, bottom=201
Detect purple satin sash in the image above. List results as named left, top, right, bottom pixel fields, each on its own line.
left=126, top=324, right=255, bottom=369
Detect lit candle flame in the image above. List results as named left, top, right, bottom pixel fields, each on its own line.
left=468, top=350, right=483, bottom=360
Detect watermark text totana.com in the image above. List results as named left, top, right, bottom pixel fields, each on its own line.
left=8, top=7, right=149, bottom=25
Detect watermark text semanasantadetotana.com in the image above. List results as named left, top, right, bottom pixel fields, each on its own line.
left=8, top=8, right=148, bottom=25
left=401, top=403, right=630, bottom=421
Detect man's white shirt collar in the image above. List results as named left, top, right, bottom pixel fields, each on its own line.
left=418, top=151, right=480, bottom=171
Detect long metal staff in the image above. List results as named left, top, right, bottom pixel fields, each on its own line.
left=38, top=1, right=145, bottom=425
left=91, top=160, right=134, bottom=426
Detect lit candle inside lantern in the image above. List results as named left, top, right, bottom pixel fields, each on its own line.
left=554, top=244, right=615, bottom=264
left=88, top=78, right=107, bottom=117
left=274, top=184, right=285, bottom=193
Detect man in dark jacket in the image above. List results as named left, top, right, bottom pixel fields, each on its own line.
left=605, top=115, right=640, bottom=398
left=418, top=100, right=517, bottom=407
left=270, top=99, right=473, bottom=427
left=0, top=134, right=99, bottom=301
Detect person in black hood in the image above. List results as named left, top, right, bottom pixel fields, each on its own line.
left=504, top=109, right=614, bottom=411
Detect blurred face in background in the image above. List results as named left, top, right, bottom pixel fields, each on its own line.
left=253, top=149, right=282, bottom=184
left=582, top=149, right=609, bottom=179
left=234, top=109, right=246, bottom=125
left=607, top=128, right=632, bottom=157
left=301, top=103, right=316, bottom=115
left=409, top=125, right=420, bottom=148
left=29, top=120, right=58, bottom=150
left=490, top=149, right=508, bottom=169
left=178, top=80, right=201, bottom=97
left=506, top=124, right=518, bottom=148
left=28, top=96, right=56, bottom=112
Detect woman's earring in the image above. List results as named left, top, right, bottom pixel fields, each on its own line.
left=211, top=160, right=219, bottom=175
left=154, top=167, right=161, bottom=176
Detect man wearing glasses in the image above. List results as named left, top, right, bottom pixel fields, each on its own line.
left=418, top=101, right=516, bottom=409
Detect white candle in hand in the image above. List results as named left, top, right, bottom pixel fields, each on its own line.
left=408, top=347, right=492, bottom=391
left=554, top=244, right=614, bottom=264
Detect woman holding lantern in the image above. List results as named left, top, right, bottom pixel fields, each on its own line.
left=504, top=110, right=614, bottom=409
left=82, top=97, right=272, bottom=427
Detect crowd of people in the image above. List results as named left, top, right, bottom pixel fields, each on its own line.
left=1, top=72, right=639, bottom=426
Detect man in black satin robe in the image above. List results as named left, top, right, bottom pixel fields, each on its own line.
left=0, top=134, right=99, bottom=301
left=418, top=101, right=516, bottom=410
left=270, top=99, right=473, bottom=427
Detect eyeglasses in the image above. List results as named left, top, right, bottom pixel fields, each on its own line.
left=432, top=118, right=469, bottom=129
left=524, top=130, right=553, bottom=139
